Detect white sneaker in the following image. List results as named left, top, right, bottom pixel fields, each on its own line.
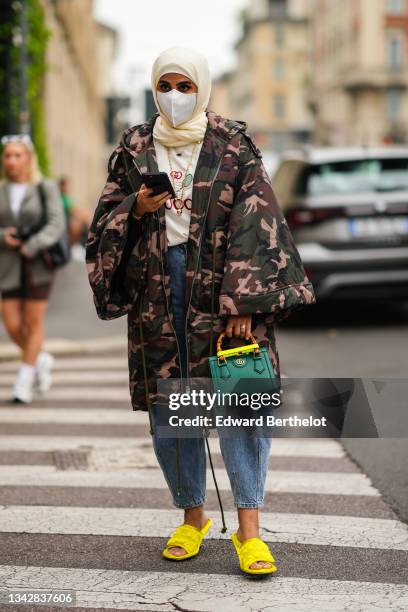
left=71, top=244, right=85, bottom=262
left=12, top=375, right=33, bottom=404
left=34, top=351, right=55, bottom=394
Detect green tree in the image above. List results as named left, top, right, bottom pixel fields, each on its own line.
left=0, top=0, right=51, bottom=175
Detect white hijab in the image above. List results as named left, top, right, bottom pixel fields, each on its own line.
left=151, top=46, right=211, bottom=148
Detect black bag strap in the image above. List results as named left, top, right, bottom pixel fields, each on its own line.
left=29, top=182, right=47, bottom=233
left=37, top=183, right=47, bottom=216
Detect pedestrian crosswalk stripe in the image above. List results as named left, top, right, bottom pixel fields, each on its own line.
left=0, top=465, right=379, bottom=496
left=0, top=484, right=393, bottom=517
left=0, top=434, right=346, bottom=457
left=0, top=408, right=146, bottom=424
left=0, top=422, right=149, bottom=438
left=0, top=408, right=363, bottom=446
left=0, top=435, right=147, bottom=451
left=0, top=448, right=358, bottom=473
left=0, top=505, right=405, bottom=549
left=1, top=351, right=406, bottom=609
left=0, top=387, right=131, bottom=402
left=0, top=371, right=129, bottom=385
left=0, top=566, right=406, bottom=611
left=0, top=356, right=128, bottom=372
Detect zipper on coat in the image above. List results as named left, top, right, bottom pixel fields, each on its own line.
left=155, top=211, right=185, bottom=396
left=183, top=143, right=229, bottom=389
left=130, top=142, right=229, bottom=520
left=128, top=153, right=183, bottom=490
left=182, top=143, right=229, bottom=532
left=155, top=211, right=184, bottom=497
left=209, top=228, right=217, bottom=357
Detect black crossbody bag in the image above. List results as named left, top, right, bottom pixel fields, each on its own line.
left=35, top=183, right=71, bottom=269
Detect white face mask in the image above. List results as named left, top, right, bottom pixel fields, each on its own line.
left=157, top=89, right=197, bottom=127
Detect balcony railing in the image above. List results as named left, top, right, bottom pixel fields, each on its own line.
left=338, top=66, right=407, bottom=90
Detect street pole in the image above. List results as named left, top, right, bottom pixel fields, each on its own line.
left=19, top=0, right=30, bottom=135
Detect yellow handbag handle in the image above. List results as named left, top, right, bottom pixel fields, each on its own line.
left=216, top=331, right=260, bottom=364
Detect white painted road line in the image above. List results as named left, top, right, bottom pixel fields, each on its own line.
left=0, top=371, right=129, bottom=385
left=0, top=435, right=346, bottom=457
left=0, top=387, right=131, bottom=402
left=0, top=435, right=151, bottom=451
left=0, top=356, right=128, bottom=372
left=0, top=566, right=406, bottom=611
left=0, top=506, right=406, bottom=549
left=0, top=408, right=146, bottom=424
left=0, top=465, right=378, bottom=496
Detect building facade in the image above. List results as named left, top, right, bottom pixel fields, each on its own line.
left=211, top=0, right=314, bottom=153
left=42, top=0, right=110, bottom=207
left=311, top=0, right=408, bottom=145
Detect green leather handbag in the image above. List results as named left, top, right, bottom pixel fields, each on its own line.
left=208, top=332, right=279, bottom=399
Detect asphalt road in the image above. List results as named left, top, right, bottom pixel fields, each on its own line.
left=276, top=299, right=408, bottom=524
left=0, top=353, right=406, bottom=610
left=1, top=258, right=407, bottom=524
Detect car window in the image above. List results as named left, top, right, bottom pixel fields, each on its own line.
left=306, top=158, right=408, bottom=195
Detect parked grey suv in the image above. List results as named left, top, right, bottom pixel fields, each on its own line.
left=272, top=147, right=408, bottom=300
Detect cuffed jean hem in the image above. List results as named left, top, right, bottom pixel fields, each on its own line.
left=234, top=501, right=265, bottom=508
left=172, top=497, right=206, bottom=510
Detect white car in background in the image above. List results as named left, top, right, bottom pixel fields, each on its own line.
left=271, top=147, right=408, bottom=300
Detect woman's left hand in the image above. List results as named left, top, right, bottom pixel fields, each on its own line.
left=225, top=315, right=252, bottom=340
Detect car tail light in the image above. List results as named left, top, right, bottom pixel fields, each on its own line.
left=286, top=207, right=345, bottom=228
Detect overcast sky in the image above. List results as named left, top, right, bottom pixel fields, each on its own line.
left=94, top=0, right=249, bottom=94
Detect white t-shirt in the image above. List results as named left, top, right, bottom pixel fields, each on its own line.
left=9, top=182, right=28, bottom=220
left=153, top=138, right=203, bottom=247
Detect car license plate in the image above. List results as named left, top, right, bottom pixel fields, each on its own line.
left=348, top=216, right=408, bottom=237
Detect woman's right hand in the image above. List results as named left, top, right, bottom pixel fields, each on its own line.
left=133, top=183, right=170, bottom=218
left=3, top=227, right=22, bottom=248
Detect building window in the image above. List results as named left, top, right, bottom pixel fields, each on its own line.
left=274, top=57, right=284, bottom=79
left=275, top=22, right=284, bottom=47
left=386, top=88, right=402, bottom=119
left=274, top=94, right=285, bottom=117
left=387, top=33, right=403, bottom=68
left=268, top=0, right=286, bottom=19
left=387, top=0, right=404, bottom=14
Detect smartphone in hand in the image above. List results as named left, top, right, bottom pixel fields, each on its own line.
left=142, top=172, right=176, bottom=199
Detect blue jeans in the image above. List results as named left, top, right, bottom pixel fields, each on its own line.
left=151, top=242, right=272, bottom=509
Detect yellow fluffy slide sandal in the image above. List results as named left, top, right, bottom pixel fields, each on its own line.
left=162, top=518, right=213, bottom=561
left=231, top=532, right=278, bottom=575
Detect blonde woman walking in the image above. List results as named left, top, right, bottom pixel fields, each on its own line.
left=0, top=135, right=66, bottom=403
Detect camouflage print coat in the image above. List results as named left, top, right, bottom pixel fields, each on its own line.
left=85, top=111, right=315, bottom=417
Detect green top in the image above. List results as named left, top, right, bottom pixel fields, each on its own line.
left=61, top=192, right=74, bottom=215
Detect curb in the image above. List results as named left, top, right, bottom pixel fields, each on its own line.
left=0, top=335, right=127, bottom=362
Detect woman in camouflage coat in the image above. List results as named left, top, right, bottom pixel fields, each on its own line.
left=86, top=47, right=315, bottom=573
